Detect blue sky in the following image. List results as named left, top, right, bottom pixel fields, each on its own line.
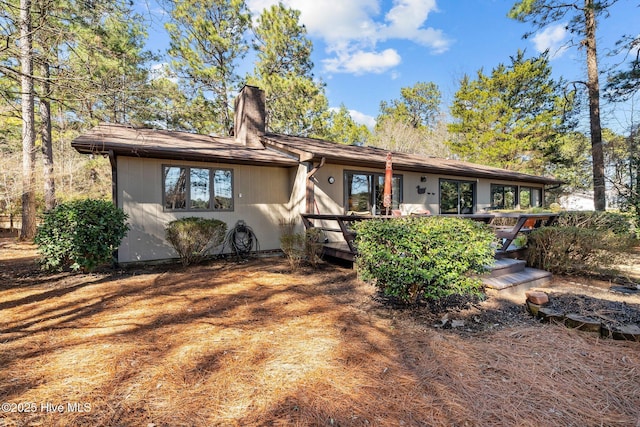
left=137, top=0, right=639, bottom=133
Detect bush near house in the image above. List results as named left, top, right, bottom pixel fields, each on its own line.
left=279, top=219, right=323, bottom=270
left=165, top=217, right=227, bottom=266
left=354, top=217, right=495, bottom=304
left=527, top=211, right=637, bottom=275
left=279, top=219, right=305, bottom=271
left=35, top=199, right=129, bottom=272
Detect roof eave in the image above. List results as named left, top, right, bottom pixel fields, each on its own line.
left=294, top=152, right=562, bottom=185
left=71, top=140, right=298, bottom=168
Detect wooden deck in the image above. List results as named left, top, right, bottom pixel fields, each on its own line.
left=300, top=212, right=530, bottom=262
left=490, top=213, right=559, bottom=253
left=300, top=214, right=371, bottom=261
left=482, top=258, right=553, bottom=298
left=321, top=242, right=356, bottom=262
left=301, top=212, right=559, bottom=294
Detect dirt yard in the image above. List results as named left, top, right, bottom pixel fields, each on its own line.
left=1, top=237, right=640, bottom=426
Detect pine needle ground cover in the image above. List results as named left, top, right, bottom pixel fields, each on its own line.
left=1, top=239, right=640, bottom=426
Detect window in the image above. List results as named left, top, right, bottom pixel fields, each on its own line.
left=439, top=179, right=475, bottom=214
left=519, top=186, right=542, bottom=209
left=344, top=171, right=402, bottom=214
left=491, top=184, right=517, bottom=210
left=163, top=165, right=233, bottom=211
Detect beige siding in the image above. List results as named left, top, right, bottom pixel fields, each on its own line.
left=116, top=156, right=547, bottom=263
left=117, top=157, right=294, bottom=264
left=310, top=163, right=546, bottom=215
left=288, top=164, right=309, bottom=233
left=310, top=164, right=347, bottom=215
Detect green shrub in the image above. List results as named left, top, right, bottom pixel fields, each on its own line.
left=527, top=224, right=635, bottom=275
left=165, top=217, right=227, bottom=266
left=35, top=199, right=129, bottom=272
left=354, top=217, right=495, bottom=304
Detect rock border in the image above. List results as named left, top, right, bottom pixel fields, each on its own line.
left=525, top=291, right=640, bottom=342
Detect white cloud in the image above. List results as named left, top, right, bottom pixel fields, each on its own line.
left=323, top=49, right=401, bottom=75
left=532, top=23, right=569, bottom=59
left=246, top=0, right=451, bottom=75
left=380, top=0, right=449, bottom=53
left=348, top=109, right=377, bottom=129
left=329, top=107, right=377, bottom=129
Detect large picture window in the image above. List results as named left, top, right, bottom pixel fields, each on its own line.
left=163, top=165, right=233, bottom=211
left=344, top=171, right=402, bottom=214
left=439, top=179, right=475, bottom=214
left=491, top=184, right=517, bottom=210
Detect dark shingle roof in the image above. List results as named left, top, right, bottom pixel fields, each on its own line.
left=262, top=133, right=563, bottom=185
left=72, top=123, right=562, bottom=185
left=71, top=123, right=299, bottom=167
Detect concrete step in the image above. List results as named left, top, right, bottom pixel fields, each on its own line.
left=488, top=258, right=526, bottom=278
left=482, top=267, right=553, bottom=299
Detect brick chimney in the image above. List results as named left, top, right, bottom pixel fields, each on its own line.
left=234, top=85, right=266, bottom=148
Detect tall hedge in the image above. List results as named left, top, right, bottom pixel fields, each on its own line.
left=35, top=199, right=129, bottom=272
left=354, top=217, right=495, bottom=303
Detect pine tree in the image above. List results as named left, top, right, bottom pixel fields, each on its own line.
left=19, top=0, right=37, bottom=239
left=247, top=3, right=330, bottom=137
left=1, top=0, right=155, bottom=235
left=509, top=0, right=614, bottom=209
left=371, top=82, right=444, bottom=156
left=165, top=0, right=250, bottom=134
left=325, top=104, right=370, bottom=145
left=377, top=82, right=441, bottom=130
left=448, top=51, right=575, bottom=174
left=606, top=34, right=639, bottom=101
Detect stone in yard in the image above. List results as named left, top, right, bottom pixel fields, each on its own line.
left=526, top=300, right=541, bottom=317
left=525, top=290, right=549, bottom=305
left=564, top=313, right=601, bottom=333
left=538, top=307, right=564, bottom=323
left=602, top=324, right=640, bottom=341
left=451, top=319, right=465, bottom=328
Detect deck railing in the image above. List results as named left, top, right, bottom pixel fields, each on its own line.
left=300, top=212, right=559, bottom=261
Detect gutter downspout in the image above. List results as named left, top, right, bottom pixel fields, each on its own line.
left=306, top=157, right=326, bottom=214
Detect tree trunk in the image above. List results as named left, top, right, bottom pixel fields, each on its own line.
left=41, top=61, right=56, bottom=211
left=19, top=0, right=37, bottom=240
left=584, top=0, right=606, bottom=211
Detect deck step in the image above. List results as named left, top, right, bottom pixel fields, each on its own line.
left=488, top=258, right=526, bottom=277
left=482, top=267, right=553, bottom=297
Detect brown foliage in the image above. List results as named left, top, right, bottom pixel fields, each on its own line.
left=1, top=240, right=640, bottom=426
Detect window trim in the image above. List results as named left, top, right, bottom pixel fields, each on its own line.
left=162, top=164, right=234, bottom=212
left=343, top=169, right=403, bottom=214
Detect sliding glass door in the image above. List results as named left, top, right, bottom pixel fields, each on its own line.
left=345, top=171, right=402, bottom=214
left=439, top=179, right=475, bottom=214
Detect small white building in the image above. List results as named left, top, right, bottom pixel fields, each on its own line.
left=559, top=192, right=594, bottom=211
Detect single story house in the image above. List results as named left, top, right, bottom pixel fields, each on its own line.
left=72, top=85, right=562, bottom=264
